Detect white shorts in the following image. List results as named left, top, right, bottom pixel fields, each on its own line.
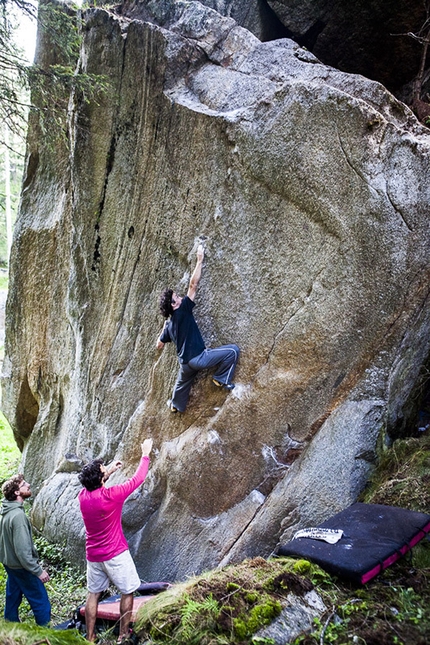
left=87, top=550, right=141, bottom=595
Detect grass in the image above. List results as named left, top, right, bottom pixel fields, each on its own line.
left=135, top=559, right=289, bottom=644
left=0, top=411, right=21, bottom=485
left=291, top=561, right=430, bottom=645
left=31, top=537, right=88, bottom=628
left=0, top=621, right=88, bottom=644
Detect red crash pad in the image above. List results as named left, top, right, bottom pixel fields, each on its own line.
left=79, top=594, right=154, bottom=622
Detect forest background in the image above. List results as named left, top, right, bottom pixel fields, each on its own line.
left=0, top=2, right=36, bottom=270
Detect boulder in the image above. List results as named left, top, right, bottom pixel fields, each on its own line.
left=170, top=0, right=290, bottom=41
left=3, top=0, right=430, bottom=581
left=265, top=0, right=427, bottom=96
left=175, top=0, right=429, bottom=98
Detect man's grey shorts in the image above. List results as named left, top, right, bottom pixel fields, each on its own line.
left=87, top=550, right=141, bottom=595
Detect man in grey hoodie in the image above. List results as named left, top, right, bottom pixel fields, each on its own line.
left=0, top=474, right=51, bottom=625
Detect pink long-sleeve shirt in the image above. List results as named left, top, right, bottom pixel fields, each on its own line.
left=78, top=456, right=150, bottom=562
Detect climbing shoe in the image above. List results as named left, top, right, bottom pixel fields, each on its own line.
left=167, top=399, right=180, bottom=413
left=212, top=379, right=235, bottom=390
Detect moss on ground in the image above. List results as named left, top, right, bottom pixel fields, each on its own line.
left=134, top=552, right=429, bottom=645
left=360, top=433, right=430, bottom=513
left=292, top=560, right=429, bottom=645
left=135, top=557, right=320, bottom=644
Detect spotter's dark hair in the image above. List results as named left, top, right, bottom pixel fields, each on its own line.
left=78, top=459, right=105, bottom=491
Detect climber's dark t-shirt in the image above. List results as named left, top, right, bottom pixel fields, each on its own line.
left=160, top=296, right=205, bottom=364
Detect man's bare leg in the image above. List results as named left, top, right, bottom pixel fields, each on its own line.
left=119, top=593, right=134, bottom=641
left=85, top=591, right=102, bottom=642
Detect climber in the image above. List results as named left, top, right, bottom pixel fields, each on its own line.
left=0, top=475, right=51, bottom=626
left=78, top=438, right=153, bottom=643
left=156, top=243, right=240, bottom=413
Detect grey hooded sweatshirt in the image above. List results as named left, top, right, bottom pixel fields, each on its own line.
left=0, top=499, right=43, bottom=576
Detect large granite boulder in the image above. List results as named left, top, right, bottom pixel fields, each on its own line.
left=2, top=0, right=430, bottom=580
left=193, top=0, right=428, bottom=99
left=265, top=0, right=427, bottom=97
left=169, top=0, right=289, bottom=41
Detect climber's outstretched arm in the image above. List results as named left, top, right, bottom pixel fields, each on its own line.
left=187, top=244, right=204, bottom=302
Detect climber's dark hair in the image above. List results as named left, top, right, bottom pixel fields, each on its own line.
left=159, top=288, right=174, bottom=318
left=78, top=459, right=105, bottom=491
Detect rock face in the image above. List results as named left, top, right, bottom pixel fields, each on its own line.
left=177, top=0, right=290, bottom=41
left=197, top=0, right=428, bottom=99
left=3, top=0, right=430, bottom=581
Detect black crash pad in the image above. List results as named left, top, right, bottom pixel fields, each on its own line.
left=276, top=503, right=430, bottom=584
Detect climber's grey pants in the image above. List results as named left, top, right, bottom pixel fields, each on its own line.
left=171, top=344, right=240, bottom=412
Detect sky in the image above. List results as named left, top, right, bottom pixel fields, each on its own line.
left=13, top=8, right=37, bottom=63
left=13, top=1, right=84, bottom=63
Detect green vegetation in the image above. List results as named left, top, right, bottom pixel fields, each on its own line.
left=0, top=525, right=114, bottom=643
left=28, top=2, right=109, bottom=147
left=135, top=558, right=306, bottom=645
left=0, top=411, right=20, bottom=484
left=0, top=621, right=88, bottom=644
left=31, top=536, right=88, bottom=627
left=134, top=551, right=430, bottom=645
left=291, top=562, right=429, bottom=645
left=0, top=136, right=22, bottom=266
left=0, top=415, right=93, bottom=643
left=1, top=0, right=108, bottom=143
left=360, top=432, right=430, bottom=515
